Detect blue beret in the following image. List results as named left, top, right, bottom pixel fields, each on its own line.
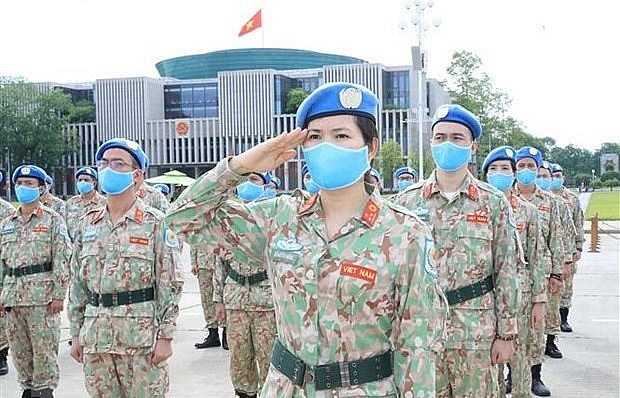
left=515, top=146, right=543, bottom=168
left=271, top=175, right=281, bottom=189
left=12, top=165, right=47, bottom=184
left=301, top=163, right=309, bottom=176
left=153, top=183, right=170, bottom=195
left=550, top=163, right=564, bottom=174
left=540, top=160, right=552, bottom=171
left=393, top=166, right=417, bottom=179
left=44, top=174, right=53, bottom=185
left=248, top=172, right=271, bottom=185
left=369, top=168, right=381, bottom=182
left=432, top=104, right=482, bottom=140
left=75, top=166, right=98, bottom=180
left=296, top=82, right=379, bottom=128
left=0, top=171, right=3, bottom=182
left=482, top=146, right=516, bottom=174
left=95, top=138, right=148, bottom=170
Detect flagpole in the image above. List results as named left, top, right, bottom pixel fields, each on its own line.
left=261, top=7, right=265, bottom=48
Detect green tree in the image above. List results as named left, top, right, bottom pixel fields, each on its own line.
left=66, top=100, right=96, bottom=123
left=408, top=151, right=435, bottom=179
left=0, top=78, right=77, bottom=174
left=601, top=171, right=620, bottom=182
left=603, top=179, right=619, bottom=190
left=284, top=87, right=309, bottom=114
left=375, top=140, right=405, bottom=187
left=547, top=145, right=596, bottom=185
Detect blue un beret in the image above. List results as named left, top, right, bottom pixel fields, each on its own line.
left=301, top=163, right=309, bottom=177
left=515, top=146, right=543, bottom=168
left=393, top=166, right=417, bottom=179
left=44, top=174, right=53, bottom=185
left=248, top=172, right=271, bottom=185
left=271, top=175, right=281, bottom=189
left=369, top=168, right=381, bottom=182
left=153, top=183, right=170, bottom=195
left=95, top=138, right=148, bottom=171
left=540, top=160, right=552, bottom=171
left=12, top=165, right=47, bottom=184
left=482, top=146, right=516, bottom=175
left=432, top=104, right=482, bottom=140
left=296, top=82, right=379, bottom=128
left=75, top=166, right=98, bottom=180
left=550, top=163, right=564, bottom=174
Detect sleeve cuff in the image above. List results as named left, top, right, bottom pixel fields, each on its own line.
left=157, top=324, right=176, bottom=340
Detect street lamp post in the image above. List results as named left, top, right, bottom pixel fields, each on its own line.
left=399, top=0, right=441, bottom=179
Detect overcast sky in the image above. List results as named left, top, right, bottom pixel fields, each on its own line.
left=1, top=0, right=617, bottom=151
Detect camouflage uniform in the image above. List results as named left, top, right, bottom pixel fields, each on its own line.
left=0, top=199, right=15, bottom=358
left=40, top=193, right=67, bottom=219
left=499, top=193, right=546, bottom=398
left=558, top=188, right=584, bottom=308
left=137, top=183, right=170, bottom=212
left=68, top=199, right=183, bottom=397
left=65, top=191, right=106, bottom=242
left=393, top=171, right=519, bottom=397
left=516, top=185, right=565, bottom=365
left=193, top=247, right=218, bottom=329
left=165, top=158, right=446, bottom=398
left=212, top=246, right=276, bottom=396
left=0, top=204, right=71, bottom=392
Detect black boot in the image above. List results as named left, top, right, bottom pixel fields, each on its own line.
left=21, top=390, right=32, bottom=398
left=531, top=364, right=551, bottom=396
left=222, top=327, right=228, bottom=350
left=0, top=347, right=8, bottom=375
left=235, top=392, right=256, bottom=398
left=194, top=328, right=221, bottom=349
left=560, top=307, right=573, bottom=332
left=504, top=364, right=512, bottom=394
left=30, top=389, right=54, bottom=398
left=545, top=334, right=563, bottom=358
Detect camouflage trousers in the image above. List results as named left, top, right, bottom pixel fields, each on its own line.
left=83, top=352, right=169, bottom=397
left=560, top=262, right=578, bottom=308
left=545, top=282, right=561, bottom=335
left=0, top=312, right=7, bottom=350
left=436, top=348, right=500, bottom=397
left=498, top=288, right=533, bottom=398
left=197, top=268, right=218, bottom=328
left=6, top=306, right=60, bottom=390
left=227, top=309, right=277, bottom=395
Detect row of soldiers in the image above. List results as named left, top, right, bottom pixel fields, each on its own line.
left=172, top=82, right=584, bottom=398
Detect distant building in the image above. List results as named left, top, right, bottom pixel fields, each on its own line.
left=600, top=153, right=619, bottom=174
left=39, top=48, right=451, bottom=195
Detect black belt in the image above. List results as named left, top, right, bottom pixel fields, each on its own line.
left=271, top=339, right=393, bottom=390
left=224, top=261, right=268, bottom=286
left=445, top=275, right=494, bottom=305
left=4, top=262, right=52, bottom=277
left=87, top=287, right=154, bottom=307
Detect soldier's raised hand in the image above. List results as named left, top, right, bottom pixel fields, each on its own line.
left=229, top=128, right=307, bottom=175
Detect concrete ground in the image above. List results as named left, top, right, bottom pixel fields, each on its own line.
left=0, top=193, right=618, bottom=397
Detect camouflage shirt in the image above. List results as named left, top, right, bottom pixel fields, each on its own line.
left=192, top=246, right=218, bottom=271
left=393, top=170, right=518, bottom=349
left=165, top=158, right=446, bottom=397
left=0, top=204, right=71, bottom=306
left=559, top=188, right=585, bottom=251
left=553, top=194, right=577, bottom=262
left=509, top=192, right=547, bottom=303
left=68, top=199, right=183, bottom=355
left=41, top=193, right=67, bottom=219
left=65, top=192, right=107, bottom=241
left=516, top=185, right=565, bottom=276
left=138, top=183, right=170, bottom=213
left=0, top=199, right=15, bottom=220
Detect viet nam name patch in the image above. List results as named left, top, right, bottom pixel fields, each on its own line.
left=466, top=214, right=488, bottom=224
left=129, top=236, right=149, bottom=245
left=340, top=261, right=377, bottom=284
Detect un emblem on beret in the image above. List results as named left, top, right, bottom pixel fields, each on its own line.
left=436, top=105, right=450, bottom=119
left=506, top=148, right=514, bottom=157
left=22, top=167, right=31, bottom=175
left=339, top=87, right=363, bottom=109
left=529, top=148, right=538, bottom=155
left=126, top=140, right=139, bottom=150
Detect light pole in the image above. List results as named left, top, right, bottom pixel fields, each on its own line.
left=4, top=147, right=10, bottom=202
left=399, top=0, right=441, bottom=179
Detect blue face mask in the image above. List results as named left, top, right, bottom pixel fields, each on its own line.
left=76, top=181, right=95, bottom=194
left=550, top=177, right=564, bottom=191
left=516, top=169, right=537, bottom=186
left=487, top=173, right=515, bottom=191
left=262, top=187, right=276, bottom=199
left=397, top=180, right=413, bottom=191
left=303, top=178, right=321, bottom=194
left=431, top=142, right=472, bottom=172
left=237, top=181, right=264, bottom=202
left=302, top=142, right=369, bottom=190
left=15, top=185, right=41, bottom=204
left=99, top=168, right=135, bottom=195
left=535, top=177, right=552, bottom=191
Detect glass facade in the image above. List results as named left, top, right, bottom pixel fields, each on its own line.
left=164, top=82, right=218, bottom=119
left=383, top=70, right=410, bottom=109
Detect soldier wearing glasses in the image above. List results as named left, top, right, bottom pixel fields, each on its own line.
left=68, top=138, right=183, bottom=397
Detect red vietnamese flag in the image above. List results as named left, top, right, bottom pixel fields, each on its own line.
left=238, top=9, right=262, bottom=37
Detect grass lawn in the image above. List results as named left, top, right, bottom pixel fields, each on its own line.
left=585, top=191, right=620, bottom=220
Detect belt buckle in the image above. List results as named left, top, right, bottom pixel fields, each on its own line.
left=112, top=293, right=119, bottom=307
left=303, top=364, right=315, bottom=386
left=339, top=361, right=351, bottom=387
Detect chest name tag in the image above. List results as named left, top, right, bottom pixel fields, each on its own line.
left=340, top=261, right=377, bottom=284
left=129, top=236, right=150, bottom=246
left=466, top=214, right=488, bottom=224
left=33, top=226, right=49, bottom=233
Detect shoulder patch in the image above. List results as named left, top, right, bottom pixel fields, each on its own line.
left=163, top=228, right=179, bottom=248
left=423, top=235, right=438, bottom=279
